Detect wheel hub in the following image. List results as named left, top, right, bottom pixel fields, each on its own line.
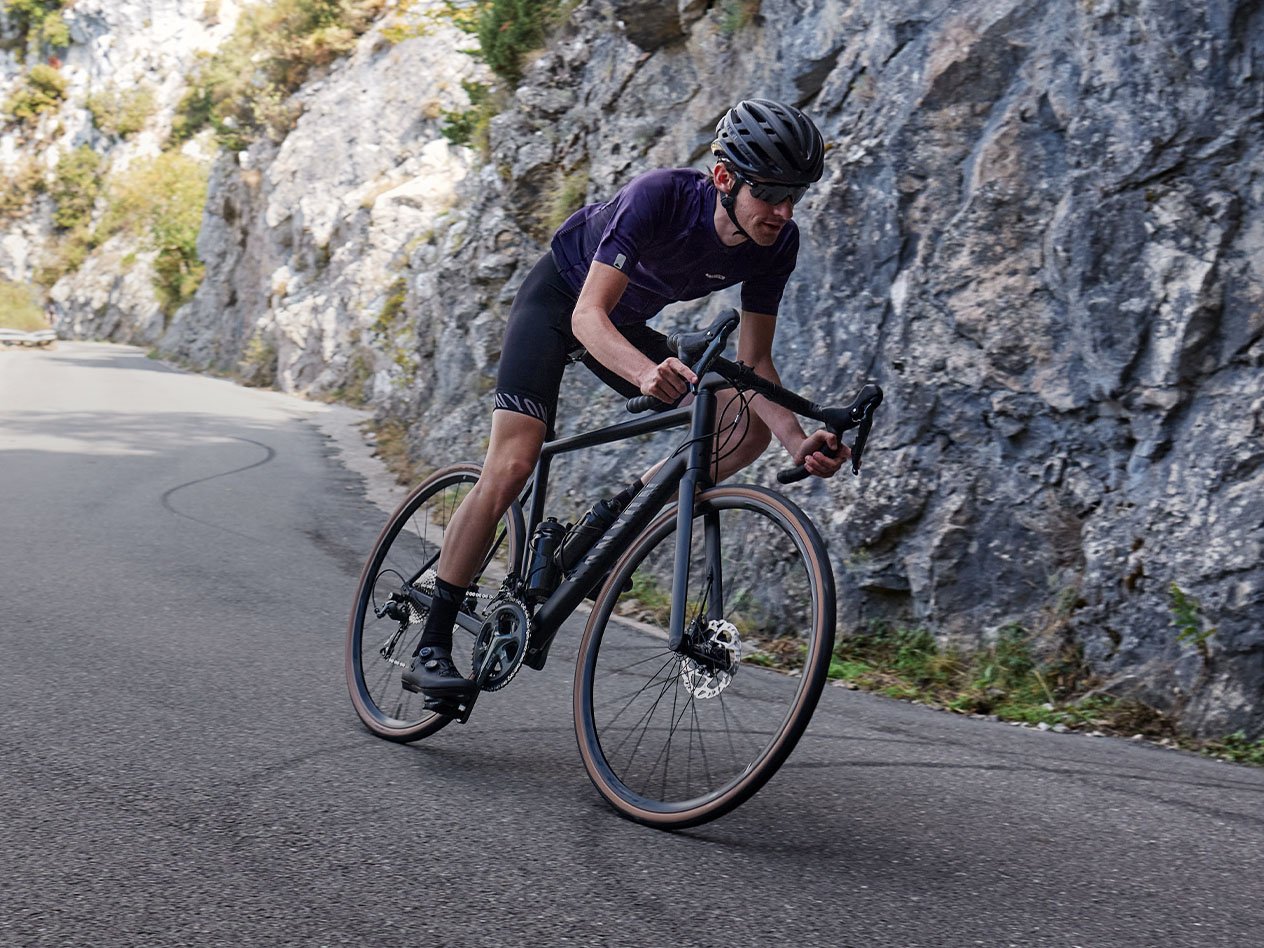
left=680, top=619, right=741, bottom=699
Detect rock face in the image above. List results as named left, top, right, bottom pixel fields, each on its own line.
left=0, top=0, right=241, bottom=322
left=4, top=0, right=1261, bottom=737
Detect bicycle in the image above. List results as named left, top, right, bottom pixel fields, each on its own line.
left=345, top=310, right=883, bottom=828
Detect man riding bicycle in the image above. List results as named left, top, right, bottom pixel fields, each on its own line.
left=403, top=98, right=850, bottom=698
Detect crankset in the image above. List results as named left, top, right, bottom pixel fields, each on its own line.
left=471, top=593, right=532, bottom=692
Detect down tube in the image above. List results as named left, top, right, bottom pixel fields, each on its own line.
left=531, top=453, right=689, bottom=642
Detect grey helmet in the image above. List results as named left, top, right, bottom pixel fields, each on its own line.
left=712, top=98, right=825, bottom=184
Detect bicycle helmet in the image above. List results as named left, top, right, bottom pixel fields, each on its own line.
left=711, top=98, right=825, bottom=185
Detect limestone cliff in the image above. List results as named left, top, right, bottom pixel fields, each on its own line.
left=3, top=0, right=1261, bottom=737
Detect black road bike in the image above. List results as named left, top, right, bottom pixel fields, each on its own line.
left=346, top=311, right=882, bottom=828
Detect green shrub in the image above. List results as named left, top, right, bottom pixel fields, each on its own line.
left=439, top=79, right=495, bottom=150
left=33, top=224, right=92, bottom=286
left=101, top=151, right=210, bottom=316
left=0, top=279, right=46, bottom=330
left=239, top=333, right=279, bottom=388
left=4, top=63, right=69, bottom=125
left=172, top=0, right=387, bottom=149
left=542, top=164, right=588, bottom=233
left=718, top=0, right=761, bottom=34
left=0, top=156, right=46, bottom=220
left=1202, top=731, right=1264, bottom=766
left=84, top=83, right=157, bottom=138
left=50, top=145, right=104, bottom=230
left=475, top=0, right=552, bottom=83
left=1169, top=581, right=1215, bottom=661
left=4, top=0, right=72, bottom=60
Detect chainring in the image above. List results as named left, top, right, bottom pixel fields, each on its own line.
left=471, top=594, right=531, bottom=692
left=680, top=618, right=742, bottom=699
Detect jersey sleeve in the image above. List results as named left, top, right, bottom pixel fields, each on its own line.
left=589, top=172, right=674, bottom=276
left=740, top=226, right=799, bottom=316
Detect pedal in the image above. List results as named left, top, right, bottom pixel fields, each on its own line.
left=423, top=692, right=476, bottom=724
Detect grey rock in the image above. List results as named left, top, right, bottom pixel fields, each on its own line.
left=7, top=0, right=1262, bottom=739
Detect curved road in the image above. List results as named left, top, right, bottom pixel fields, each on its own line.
left=3, top=342, right=1263, bottom=947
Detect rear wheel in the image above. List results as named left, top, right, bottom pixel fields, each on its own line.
left=347, top=464, right=524, bottom=742
left=574, top=485, right=835, bottom=828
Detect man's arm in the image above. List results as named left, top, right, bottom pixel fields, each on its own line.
left=571, top=261, right=696, bottom=403
left=737, top=311, right=848, bottom=478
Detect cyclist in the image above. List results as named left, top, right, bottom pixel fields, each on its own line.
left=403, top=98, right=850, bottom=697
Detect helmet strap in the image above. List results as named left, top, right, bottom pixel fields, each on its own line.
left=719, top=179, right=752, bottom=243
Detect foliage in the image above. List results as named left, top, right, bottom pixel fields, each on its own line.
left=172, top=0, right=387, bottom=150
left=367, top=417, right=427, bottom=484
left=4, top=0, right=72, bottom=59
left=239, top=333, right=279, bottom=388
left=1201, top=731, right=1264, bottom=766
left=0, top=155, right=46, bottom=220
left=717, top=0, right=761, bottom=35
left=439, top=79, right=495, bottom=151
left=372, top=277, right=409, bottom=334
left=84, top=83, right=157, bottom=138
left=34, top=224, right=92, bottom=286
left=0, top=279, right=46, bottom=330
left=1169, top=582, right=1215, bottom=660
left=543, top=163, right=589, bottom=234
left=50, top=145, right=104, bottom=231
left=819, top=623, right=1084, bottom=724
left=473, top=0, right=554, bottom=84
left=4, top=63, right=68, bottom=125
left=101, top=152, right=210, bottom=316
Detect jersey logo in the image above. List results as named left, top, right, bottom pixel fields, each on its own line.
left=613, top=253, right=627, bottom=270
left=706, top=272, right=726, bottom=280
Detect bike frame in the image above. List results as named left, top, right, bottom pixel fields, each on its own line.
left=515, top=378, right=729, bottom=667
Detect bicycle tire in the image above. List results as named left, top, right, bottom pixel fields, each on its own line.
left=574, top=484, right=835, bottom=828
left=347, top=463, right=525, bottom=742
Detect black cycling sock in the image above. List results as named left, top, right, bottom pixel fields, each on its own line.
left=417, top=578, right=467, bottom=653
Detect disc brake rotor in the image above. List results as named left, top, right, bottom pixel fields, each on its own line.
left=471, top=595, right=531, bottom=692
left=680, top=618, right=742, bottom=699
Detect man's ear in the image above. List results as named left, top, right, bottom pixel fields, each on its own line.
left=713, top=162, right=732, bottom=194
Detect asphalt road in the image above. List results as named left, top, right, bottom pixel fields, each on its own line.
left=3, top=342, right=1263, bottom=948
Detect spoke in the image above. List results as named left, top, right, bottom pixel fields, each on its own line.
left=602, top=656, right=681, bottom=763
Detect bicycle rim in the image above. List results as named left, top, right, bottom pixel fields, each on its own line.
left=574, top=485, right=835, bottom=828
left=346, top=464, right=523, bottom=742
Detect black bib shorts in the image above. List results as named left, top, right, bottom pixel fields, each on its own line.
left=494, top=252, right=673, bottom=437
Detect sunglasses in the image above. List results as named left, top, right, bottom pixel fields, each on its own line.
left=733, top=171, right=811, bottom=206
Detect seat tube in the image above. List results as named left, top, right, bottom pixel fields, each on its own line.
left=522, top=453, right=551, bottom=576
left=667, top=387, right=717, bottom=651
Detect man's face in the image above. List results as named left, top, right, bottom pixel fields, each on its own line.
left=734, top=183, right=795, bottom=246
left=715, top=163, right=801, bottom=246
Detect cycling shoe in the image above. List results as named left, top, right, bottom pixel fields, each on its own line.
left=401, top=644, right=473, bottom=696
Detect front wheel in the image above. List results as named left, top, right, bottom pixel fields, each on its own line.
left=574, top=485, right=836, bottom=828
left=346, top=464, right=524, bottom=742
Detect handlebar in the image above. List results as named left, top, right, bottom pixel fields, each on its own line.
left=775, top=383, right=883, bottom=482
left=625, top=310, right=741, bottom=415
left=624, top=310, right=884, bottom=480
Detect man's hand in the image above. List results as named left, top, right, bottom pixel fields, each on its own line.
left=795, top=429, right=849, bottom=478
left=637, top=357, right=697, bottom=403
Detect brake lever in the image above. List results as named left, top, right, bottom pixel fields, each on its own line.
left=776, top=383, right=883, bottom=484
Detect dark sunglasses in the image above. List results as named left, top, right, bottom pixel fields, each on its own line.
left=734, top=172, right=811, bottom=206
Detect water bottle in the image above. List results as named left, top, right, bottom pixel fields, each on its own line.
left=557, top=479, right=642, bottom=573
left=525, top=517, right=567, bottom=602
left=557, top=498, right=622, bottom=573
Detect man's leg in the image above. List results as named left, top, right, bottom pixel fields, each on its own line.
left=437, top=409, right=546, bottom=586
left=401, top=409, right=546, bottom=695
left=710, top=390, right=771, bottom=482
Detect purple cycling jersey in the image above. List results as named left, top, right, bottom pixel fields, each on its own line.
left=549, top=168, right=798, bottom=326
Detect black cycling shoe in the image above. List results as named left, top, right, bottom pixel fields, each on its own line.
left=401, top=645, right=473, bottom=696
